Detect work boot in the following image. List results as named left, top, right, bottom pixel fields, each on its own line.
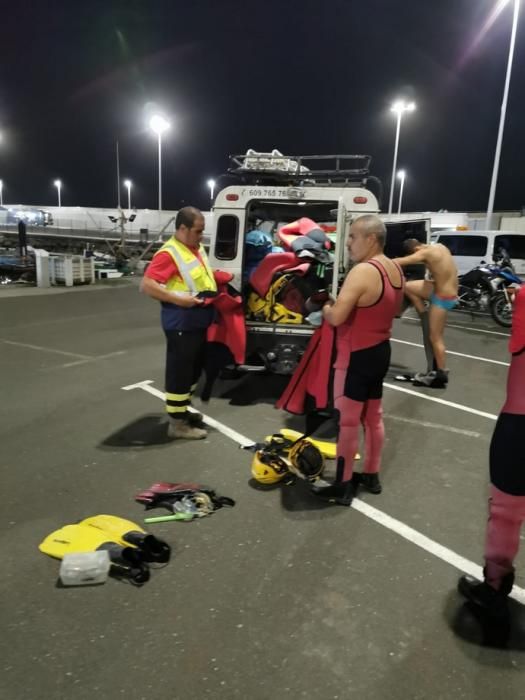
left=311, top=480, right=355, bottom=506
left=167, top=420, right=207, bottom=440
left=413, top=369, right=449, bottom=388
left=458, top=572, right=514, bottom=618
left=360, top=473, right=382, bottom=494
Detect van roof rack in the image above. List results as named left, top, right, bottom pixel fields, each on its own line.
left=226, top=152, right=372, bottom=186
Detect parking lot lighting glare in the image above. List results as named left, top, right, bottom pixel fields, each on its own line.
left=53, top=179, right=62, bottom=208
left=387, top=100, right=415, bottom=215
left=207, top=179, right=216, bottom=201
left=124, top=179, right=132, bottom=210
left=397, top=170, right=406, bottom=214
left=486, top=0, right=520, bottom=228
left=148, top=114, right=170, bottom=212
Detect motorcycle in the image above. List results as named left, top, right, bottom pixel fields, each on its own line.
left=457, top=254, right=522, bottom=328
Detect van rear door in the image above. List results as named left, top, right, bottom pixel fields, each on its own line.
left=332, top=199, right=348, bottom=296
left=383, top=218, right=430, bottom=280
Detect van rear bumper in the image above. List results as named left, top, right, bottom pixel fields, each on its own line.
left=245, top=322, right=314, bottom=374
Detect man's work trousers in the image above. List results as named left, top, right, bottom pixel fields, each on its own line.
left=164, top=329, right=207, bottom=421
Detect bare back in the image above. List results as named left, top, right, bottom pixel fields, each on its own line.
left=421, top=244, right=458, bottom=297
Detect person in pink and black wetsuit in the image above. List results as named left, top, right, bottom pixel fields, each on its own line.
left=313, top=214, right=405, bottom=506
left=458, top=285, right=525, bottom=616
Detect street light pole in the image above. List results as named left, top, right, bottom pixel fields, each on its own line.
left=397, top=170, right=406, bottom=214
left=486, top=0, right=520, bottom=229
left=116, top=141, right=121, bottom=209
left=149, top=115, right=170, bottom=213
left=207, top=178, right=216, bottom=202
left=124, top=179, right=132, bottom=211
left=54, top=179, right=62, bottom=208
left=157, top=132, right=162, bottom=211
left=387, top=100, right=415, bottom=215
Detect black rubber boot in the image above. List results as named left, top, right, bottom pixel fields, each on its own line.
left=311, top=480, right=355, bottom=506
left=458, top=571, right=514, bottom=618
left=360, top=473, right=382, bottom=494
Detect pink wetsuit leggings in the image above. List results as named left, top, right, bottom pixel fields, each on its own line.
left=484, top=484, right=525, bottom=589
left=333, top=368, right=385, bottom=482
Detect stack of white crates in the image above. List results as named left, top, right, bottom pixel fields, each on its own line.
left=49, top=254, right=95, bottom=287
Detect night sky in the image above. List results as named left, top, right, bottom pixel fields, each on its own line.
left=2, top=0, right=524, bottom=213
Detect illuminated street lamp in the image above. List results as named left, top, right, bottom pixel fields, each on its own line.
left=486, top=0, right=520, bottom=228
left=124, top=179, right=132, bottom=211
left=149, top=114, right=170, bottom=212
left=0, top=180, right=3, bottom=206
left=207, top=178, right=216, bottom=202
left=387, top=100, right=415, bottom=215
left=397, top=170, right=406, bottom=214
left=54, top=179, right=62, bottom=208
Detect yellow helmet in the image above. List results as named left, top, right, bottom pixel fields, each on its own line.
left=251, top=451, right=290, bottom=485
left=288, top=439, right=324, bottom=481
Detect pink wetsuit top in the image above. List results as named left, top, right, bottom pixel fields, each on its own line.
left=335, top=259, right=404, bottom=369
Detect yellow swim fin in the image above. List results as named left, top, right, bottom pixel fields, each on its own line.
left=39, top=523, right=151, bottom=585
left=80, top=515, right=170, bottom=563
left=39, top=524, right=118, bottom=559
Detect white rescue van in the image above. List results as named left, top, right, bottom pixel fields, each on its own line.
left=207, top=151, right=430, bottom=374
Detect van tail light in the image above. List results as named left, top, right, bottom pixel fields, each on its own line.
left=226, top=194, right=239, bottom=201
left=353, top=196, right=368, bottom=204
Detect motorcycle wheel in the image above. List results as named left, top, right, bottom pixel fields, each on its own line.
left=490, top=292, right=513, bottom=328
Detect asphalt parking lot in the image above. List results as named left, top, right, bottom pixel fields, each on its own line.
left=1, top=280, right=525, bottom=700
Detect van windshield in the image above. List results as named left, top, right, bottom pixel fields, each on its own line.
left=437, top=235, right=487, bottom=256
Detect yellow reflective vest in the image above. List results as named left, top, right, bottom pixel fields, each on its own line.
left=157, top=236, right=217, bottom=294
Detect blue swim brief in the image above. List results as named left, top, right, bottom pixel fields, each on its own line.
left=430, top=292, right=458, bottom=311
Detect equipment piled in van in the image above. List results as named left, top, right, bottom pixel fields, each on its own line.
left=245, top=217, right=333, bottom=325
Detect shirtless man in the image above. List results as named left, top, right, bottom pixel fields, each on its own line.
left=393, top=239, right=458, bottom=388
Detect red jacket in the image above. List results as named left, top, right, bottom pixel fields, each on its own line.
left=276, top=322, right=335, bottom=414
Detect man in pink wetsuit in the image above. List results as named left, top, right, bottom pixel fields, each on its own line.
left=458, top=285, right=525, bottom=616
left=313, top=214, right=404, bottom=506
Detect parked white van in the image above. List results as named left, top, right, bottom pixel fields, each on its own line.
left=434, top=229, right=525, bottom=275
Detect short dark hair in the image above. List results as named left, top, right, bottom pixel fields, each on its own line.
left=175, top=206, right=202, bottom=230
left=352, top=214, right=386, bottom=248
left=403, top=238, right=422, bottom=255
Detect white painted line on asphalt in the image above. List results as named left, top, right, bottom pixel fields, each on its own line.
left=384, top=413, right=482, bottom=438
left=384, top=382, right=498, bottom=421
left=0, top=338, right=90, bottom=359
left=391, top=337, right=509, bottom=367
left=122, top=379, right=525, bottom=602
left=121, top=379, right=254, bottom=447
left=351, top=499, right=525, bottom=605
left=60, top=350, right=127, bottom=368
left=400, top=315, right=510, bottom=337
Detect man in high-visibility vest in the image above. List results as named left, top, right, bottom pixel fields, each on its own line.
left=141, top=207, right=217, bottom=439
